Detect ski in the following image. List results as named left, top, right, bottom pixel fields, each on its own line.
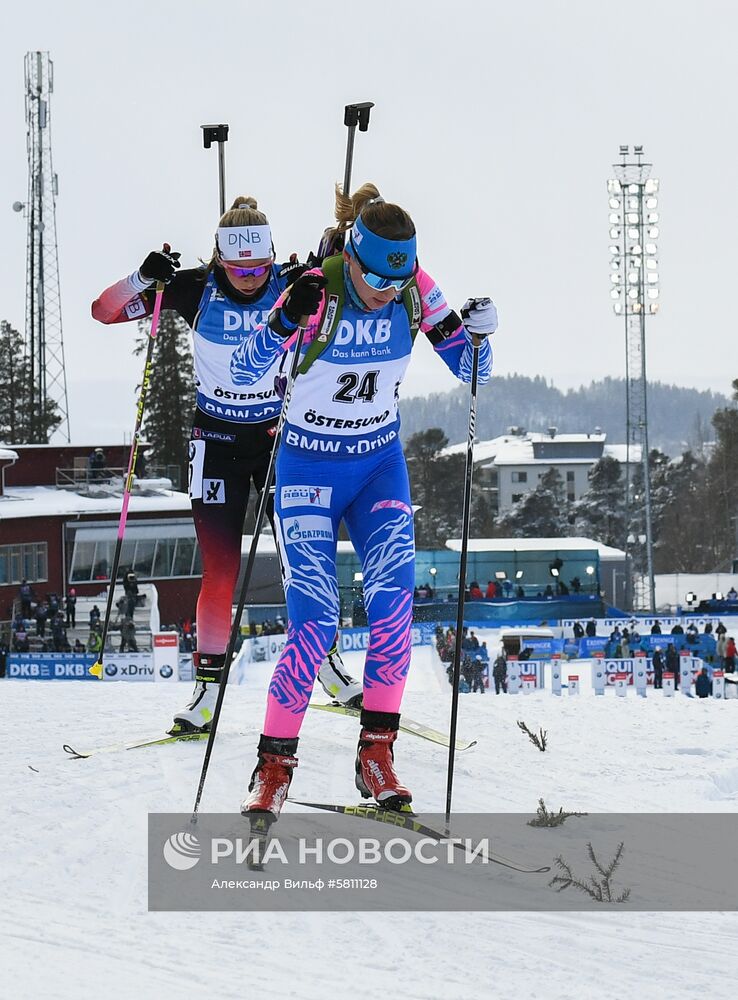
left=62, top=731, right=209, bottom=759
left=289, top=800, right=550, bottom=874
left=309, top=703, right=477, bottom=751
left=243, top=813, right=274, bottom=872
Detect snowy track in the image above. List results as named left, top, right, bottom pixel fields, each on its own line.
left=4, top=647, right=738, bottom=999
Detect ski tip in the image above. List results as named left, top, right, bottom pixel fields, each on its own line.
left=62, top=744, right=88, bottom=759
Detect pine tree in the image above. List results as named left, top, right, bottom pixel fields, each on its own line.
left=704, top=379, right=738, bottom=569
left=134, top=312, right=194, bottom=488
left=496, top=468, right=569, bottom=538
left=0, top=319, right=61, bottom=443
left=652, top=450, right=708, bottom=572
left=572, top=456, right=626, bottom=547
left=405, top=428, right=465, bottom=547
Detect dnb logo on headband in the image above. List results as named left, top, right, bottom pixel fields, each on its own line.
left=217, top=225, right=273, bottom=261
left=387, top=251, right=408, bottom=271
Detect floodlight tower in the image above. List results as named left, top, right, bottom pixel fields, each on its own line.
left=607, top=145, right=659, bottom=612
left=15, top=51, right=70, bottom=442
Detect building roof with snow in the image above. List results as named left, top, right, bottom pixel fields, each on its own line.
left=442, top=431, right=640, bottom=467
left=444, top=536, right=626, bottom=559
left=0, top=483, right=191, bottom=521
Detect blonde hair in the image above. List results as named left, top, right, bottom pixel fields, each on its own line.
left=323, top=182, right=415, bottom=253
left=209, top=195, right=269, bottom=267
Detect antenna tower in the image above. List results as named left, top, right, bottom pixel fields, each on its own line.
left=20, top=51, right=70, bottom=442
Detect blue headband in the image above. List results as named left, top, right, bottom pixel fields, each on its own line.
left=349, top=213, right=417, bottom=279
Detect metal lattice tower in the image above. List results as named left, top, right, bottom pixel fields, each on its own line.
left=21, top=51, right=70, bottom=442
left=607, top=145, right=660, bottom=611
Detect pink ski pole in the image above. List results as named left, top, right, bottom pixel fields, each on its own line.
left=89, top=269, right=166, bottom=678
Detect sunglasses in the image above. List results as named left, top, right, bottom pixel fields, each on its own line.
left=349, top=239, right=416, bottom=292
left=220, top=258, right=272, bottom=278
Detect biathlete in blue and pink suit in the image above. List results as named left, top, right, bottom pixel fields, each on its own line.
left=91, top=196, right=363, bottom=736
left=229, top=183, right=497, bottom=817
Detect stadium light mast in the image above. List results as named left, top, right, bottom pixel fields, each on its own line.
left=14, top=51, right=70, bottom=442
left=607, top=144, right=659, bottom=613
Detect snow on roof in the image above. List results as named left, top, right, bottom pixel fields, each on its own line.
left=443, top=431, right=636, bottom=469
left=603, top=443, right=642, bottom=463
left=0, top=485, right=191, bottom=520
left=444, top=536, right=626, bottom=558
left=0, top=448, right=19, bottom=462
left=441, top=436, right=508, bottom=464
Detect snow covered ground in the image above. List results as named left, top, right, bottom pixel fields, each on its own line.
left=4, top=646, right=738, bottom=1000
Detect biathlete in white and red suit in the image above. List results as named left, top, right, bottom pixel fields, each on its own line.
left=229, top=183, right=497, bottom=817
left=91, top=197, right=363, bottom=734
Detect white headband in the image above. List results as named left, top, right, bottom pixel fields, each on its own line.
left=216, top=225, right=273, bottom=261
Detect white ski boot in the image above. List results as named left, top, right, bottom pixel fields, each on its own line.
left=317, top=639, right=363, bottom=708
left=168, top=652, right=224, bottom=734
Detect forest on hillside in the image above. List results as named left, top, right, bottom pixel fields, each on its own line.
left=399, top=375, right=726, bottom=457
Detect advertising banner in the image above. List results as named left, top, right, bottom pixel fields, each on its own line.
left=550, top=660, right=562, bottom=696
left=6, top=652, right=96, bottom=681
left=633, top=659, right=648, bottom=697
left=521, top=673, right=536, bottom=694
left=506, top=658, right=521, bottom=694
left=591, top=659, right=606, bottom=695
left=153, top=633, right=180, bottom=682
left=102, top=653, right=155, bottom=681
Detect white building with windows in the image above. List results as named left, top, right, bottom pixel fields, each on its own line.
left=443, top=428, right=640, bottom=514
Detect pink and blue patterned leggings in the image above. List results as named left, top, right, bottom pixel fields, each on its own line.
left=263, top=439, right=415, bottom=738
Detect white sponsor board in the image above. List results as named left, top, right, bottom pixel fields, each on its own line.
left=102, top=653, right=155, bottom=681
left=153, top=633, right=180, bottom=682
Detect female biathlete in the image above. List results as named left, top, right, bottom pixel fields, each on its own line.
left=230, top=184, right=497, bottom=815
left=91, top=198, right=362, bottom=734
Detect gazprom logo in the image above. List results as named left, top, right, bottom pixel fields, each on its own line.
left=284, top=516, right=334, bottom=544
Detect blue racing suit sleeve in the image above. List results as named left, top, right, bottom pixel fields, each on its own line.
left=230, top=318, right=286, bottom=386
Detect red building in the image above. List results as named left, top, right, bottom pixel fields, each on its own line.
left=0, top=444, right=199, bottom=625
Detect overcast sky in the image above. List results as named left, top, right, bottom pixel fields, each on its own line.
left=1, top=0, right=736, bottom=444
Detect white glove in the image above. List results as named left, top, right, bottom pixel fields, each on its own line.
left=461, top=297, right=498, bottom=337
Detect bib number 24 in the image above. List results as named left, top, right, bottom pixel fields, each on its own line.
left=333, top=370, right=379, bottom=404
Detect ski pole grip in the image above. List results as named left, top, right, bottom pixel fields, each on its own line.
left=344, top=102, right=374, bottom=131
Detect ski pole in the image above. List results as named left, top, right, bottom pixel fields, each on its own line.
left=342, top=102, right=374, bottom=198
left=444, top=344, right=480, bottom=826
left=190, top=321, right=308, bottom=822
left=89, top=274, right=166, bottom=679
left=201, top=123, right=229, bottom=216
left=316, top=103, right=374, bottom=262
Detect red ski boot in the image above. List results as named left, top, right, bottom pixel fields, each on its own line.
left=355, top=710, right=412, bottom=811
left=240, top=735, right=298, bottom=820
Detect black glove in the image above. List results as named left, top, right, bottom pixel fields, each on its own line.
left=278, top=255, right=308, bottom=287
left=138, top=244, right=181, bottom=284
left=283, top=272, right=328, bottom=324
